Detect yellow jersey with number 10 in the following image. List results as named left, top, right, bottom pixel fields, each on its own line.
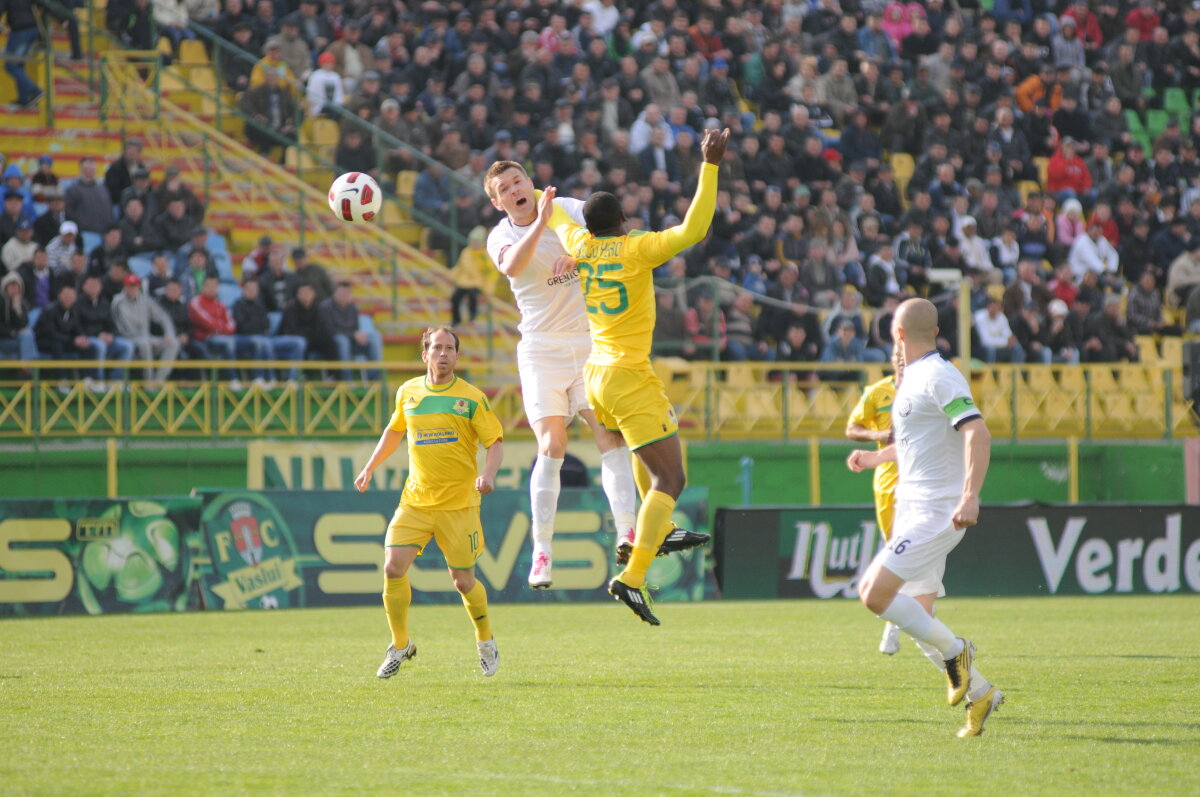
left=547, top=162, right=720, bottom=367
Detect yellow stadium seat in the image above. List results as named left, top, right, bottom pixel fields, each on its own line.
left=1017, top=180, right=1041, bottom=204
left=889, top=152, right=915, bottom=179
left=179, top=39, right=209, bottom=66
left=1034, top=157, right=1048, bottom=185
left=311, top=118, right=339, bottom=148
left=1160, top=336, right=1184, bottom=365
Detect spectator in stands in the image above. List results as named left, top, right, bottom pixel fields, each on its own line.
left=46, top=221, right=84, bottom=273
left=724, top=292, right=769, bottom=362
left=1069, top=221, right=1121, bottom=285
left=258, top=246, right=296, bottom=312
left=104, top=138, right=145, bottom=207
left=761, top=262, right=813, bottom=344
left=864, top=242, right=903, bottom=307
left=291, top=248, right=332, bottom=304
left=328, top=20, right=374, bottom=93
left=0, top=272, right=36, bottom=362
left=241, top=66, right=299, bottom=156
left=55, top=250, right=87, bottom=295
left=1, top=0, right=42, bottom=107
left=1046, top=138, right=1093, bottom=202
left=266, top=17, right=310, bottom=83
left=820, top=319, right=872, bottom=380
left=152, top=166, right=205, bottom=223
left=279, top=282, right=325, bottom=365
left=1127, top=270, right=1176, bottom=337
left=145, top=252, right=173, bottom=299
left=118, top=168, right=157, bottom=220
left=34, top=284, right=96, bottom=380
left=222, top=22, right=257, bottom=91
left=334, top=125, right=377, bottom=176
left=449, top=227, right=490, bottom=327
left=33, top=188, right=67, bottom=248
left=653, top=290, right=693, bottom=359
left=249, top=38, right=296, bottom=90
left=306, top=52, right=344, bottom=118
left=0, top=192, right=27, bottom=247
left=175, top=247, right=218, bottom=302
left=1167, top=238, right=1200, bottom=308
left=17, top=248, right=52, bottom=310
left=1012, top=302, right=1052, bottom=365
left=1044, top=299, right=1081, bottom=364
left=152, top=0, right=197, bottom=52
left=189, top=275, right=243, bottom=386
left=772, top=323, right=820, bottom=388
left=111, top=274, right=178, bottom=383
left=974, top=296, right=1026, bottom=363
left=155, top=278, right=207, bottom=369
left=1088, top=295, right=1140, bottom=363
left=118, top=197, right=155, bottom=254
left=77, top=275, right=133, bottom=384
left=152, top=199, right=198, bottom=254
left=241, top=235, right=272, bottom=278
left=30, top=156, right=58, bottom=204
left=87, top=226, right=128, bottom=278
left=232, top=277, right=293, bottom=384
left=319, top=281, right=380, bottom=379
left=1003, top=261, right=1054, bottom=318
left=1, top=219, right=36, bottom=275
left=64, top=158, right=112, bottom=237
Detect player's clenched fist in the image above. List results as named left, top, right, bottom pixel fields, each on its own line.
left=354, top=467, right=372, bottom=492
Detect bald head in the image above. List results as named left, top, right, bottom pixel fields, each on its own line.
left=893, top=298, right=939, bottom=348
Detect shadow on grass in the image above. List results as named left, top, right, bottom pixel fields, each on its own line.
left=1061, top=735, right=1192, bottom=746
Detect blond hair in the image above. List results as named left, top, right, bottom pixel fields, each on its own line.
left=484, top=160, right=527, bottom=200
left=421, top=326, right=460, bottom=352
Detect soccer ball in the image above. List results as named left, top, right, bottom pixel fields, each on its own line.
left=328, top=171, right=382, bottom=223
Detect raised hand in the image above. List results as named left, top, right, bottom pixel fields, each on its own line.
left=701, top=128, right=731, bottom=165
left=537, top=185, right=557, bottom=223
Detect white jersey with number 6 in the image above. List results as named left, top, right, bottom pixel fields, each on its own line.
left=891, top=351, right=983, bottom=503
left=486, top=197, right=589, bottom=337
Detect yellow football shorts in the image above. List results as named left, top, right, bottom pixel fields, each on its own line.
left=585, top=361, right=679, bottom=450
left=874, top=490, right=896, bottom=541
left=385, top=504, right=483, bottom=570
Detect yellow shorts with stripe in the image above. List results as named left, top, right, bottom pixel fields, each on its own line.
left=385, top=504, right=483, bottom=570
left=584, top=361, right=678, bottom=450
left=874, top=490, right=896, bottom=541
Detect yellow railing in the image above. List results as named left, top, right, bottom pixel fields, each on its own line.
left=96, top=52, right=522, bottom=356
left=2, top=360, right=1195, bottom=441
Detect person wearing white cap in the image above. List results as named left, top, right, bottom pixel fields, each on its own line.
left=1045, top=299, right=1080, bottom=364
left=957, top=216, right=994, bottom=278
left=46, top=221, right=82, bottom=272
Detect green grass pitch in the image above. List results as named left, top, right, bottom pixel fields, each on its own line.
left=2, top=596, right=1198, bottom=796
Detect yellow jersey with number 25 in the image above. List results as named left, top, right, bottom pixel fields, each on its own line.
left=547, top=162, right=719, bottom=368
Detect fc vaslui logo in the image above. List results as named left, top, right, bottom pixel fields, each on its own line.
left=198, top=493, right=304, bottom=610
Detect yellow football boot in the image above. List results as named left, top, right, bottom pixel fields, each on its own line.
left=944, top=638, right=974, bottom=706
left=957, top=687, right=1004, bottom=738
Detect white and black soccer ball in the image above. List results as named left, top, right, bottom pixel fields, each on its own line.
left=328, top=172, right=382, bottom=223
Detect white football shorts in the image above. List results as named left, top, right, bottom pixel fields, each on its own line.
left=873, top=497, right=965, bottom=598
left=517, top=333, right=592, bottom=424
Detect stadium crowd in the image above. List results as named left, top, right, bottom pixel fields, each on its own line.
left=115, top=0, right=1200, bottom=370
left=0, top=143, right=382, bottom=384
left=7, top=0, right=1200, bottom=377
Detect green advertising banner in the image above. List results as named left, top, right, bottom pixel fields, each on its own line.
left=191, top=487, right=712, bottom=610
left=715, top=504, right=1200, bottom=598
left=0, top=498, right=203, bottom=617
left=2, top=489, right=711, bottom=616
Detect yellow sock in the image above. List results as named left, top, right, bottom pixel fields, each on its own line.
left=460, top=580, right=492, bottom=642
left=620, top=490, right=676, bottom=588
left=632, top=454, right=652, bottom=500
left=382, top=576, right=411, bottom=649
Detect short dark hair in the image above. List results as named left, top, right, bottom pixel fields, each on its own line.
left=582, top=191, right=623, bottom=235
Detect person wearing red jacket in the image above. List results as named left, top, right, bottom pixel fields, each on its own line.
left=1063, top=0, right=1103, bottom=51
left=1046, top=137, right=1093, bottom=201
left=1125, top=0, right=1159, bottom=42
left=188, top=274, right=242, bottom=386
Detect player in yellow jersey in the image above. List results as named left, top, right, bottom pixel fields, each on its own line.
left=354, top=327, right=505, bottom=677
left=527, top=128, right=730, bottom=625
left=846, top=347, right=902, bottom=655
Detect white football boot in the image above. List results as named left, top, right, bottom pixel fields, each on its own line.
left=376, top=640, right=416, bottom=678
left=528, top=548, right=552, bottom=589
left=478, top=638, right=499, bottom=677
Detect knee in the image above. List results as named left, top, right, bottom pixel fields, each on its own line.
left=656, top=466, right=686, bottom=497
left=451, top=570, right=475, bottom=593
left=536, top=428, right=567, bottom=458
left=383, top=558, right=409, bottom=579
left=859, top=581, right=890, bottom=615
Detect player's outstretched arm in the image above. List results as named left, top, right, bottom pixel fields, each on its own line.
left=476, top=440, right=504, bottom=495
left=496, top=188, right=559, bottom=279
left=355, top=428, right=404, bottom=492
left=656, top=128, right=729, bottom=258
left=952, top=418, right=991, bottom=529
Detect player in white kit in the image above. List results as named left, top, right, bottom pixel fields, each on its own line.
left=484, top=160, right=707, bottom=588
left=848, top=299, right=1003, bottom=738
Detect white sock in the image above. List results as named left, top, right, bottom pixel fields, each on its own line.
left=913, top=639, right=947, bottom=670
left=530, top=455, right=563, bottom=552
left=599, top=446, right=637, bottom=537
left=878, top=594, right=960, bottom=658
left=966, top=667, right=992, bottom=701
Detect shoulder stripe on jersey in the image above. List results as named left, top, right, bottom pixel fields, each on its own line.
left=405, top=395, right=478, bottom=419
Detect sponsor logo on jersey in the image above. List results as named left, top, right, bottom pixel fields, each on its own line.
left=415, top=427, right=459, bottom=445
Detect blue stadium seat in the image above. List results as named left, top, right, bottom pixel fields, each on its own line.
left=217, top=283, right=242, bottom=307
left=81, top=231, right=101, bottom=256
left=127, top=253, right=155, bottom=278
